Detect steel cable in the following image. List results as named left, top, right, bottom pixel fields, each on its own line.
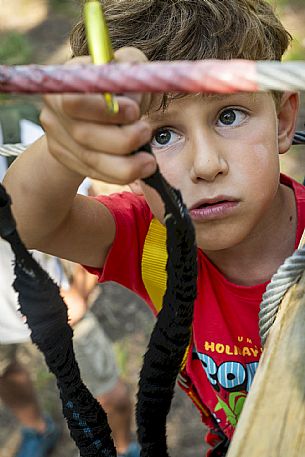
left=259, top=248, right=305, bottom=346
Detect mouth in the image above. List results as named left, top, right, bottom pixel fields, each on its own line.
left=189, top=196, right=240, bottom=220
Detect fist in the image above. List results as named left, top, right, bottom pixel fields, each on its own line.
left=40, top=48, right=156, bottom=184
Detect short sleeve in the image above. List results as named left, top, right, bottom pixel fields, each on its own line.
left=84, top=192, right=153, bottom=305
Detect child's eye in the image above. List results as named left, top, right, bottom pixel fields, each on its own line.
left=217, top=109, right=247, bottom=127
left=151, top=128, right=181, bottom=148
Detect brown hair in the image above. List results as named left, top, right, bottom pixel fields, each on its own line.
left=70, top=0, right=291, bottom=107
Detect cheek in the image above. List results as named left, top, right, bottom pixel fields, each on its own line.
left=234, top=108, right=278, bottom=173
left=234, top=141, right=280, bottom=201
left=156, top=156, right=185, bottom=190
left=252, top=142, right=279, bottom=184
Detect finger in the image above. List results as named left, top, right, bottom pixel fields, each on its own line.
left=115, top=47, right=148, bottom=63
left=41, top=96, right=151, bottom=157
left=80, top=149, right=157, bottom=183
left=65, top=118, right=152, bottom=155
left=42, top=107, right=156, bottom=183
left=41, top=95, right=144, bottom=154
left=42, top=91, right=140, bottom=125
left=60, top=94, right=140, bottom=124
left=40, top=105, right=93, bottom=176
left=47, top=136, right=156, bottom=184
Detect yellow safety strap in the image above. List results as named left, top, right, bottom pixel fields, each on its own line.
left=142, top=221, right=216, bottom=419
left=141, top=218, right=168, bottom=313
left=141, top=217, right=190, bottom=370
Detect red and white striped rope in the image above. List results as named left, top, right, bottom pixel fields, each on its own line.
left=0, top=60, right=305, bottom=94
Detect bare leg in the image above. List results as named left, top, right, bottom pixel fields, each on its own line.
left=0, top=361, right=46, bottom=432
left=97, top=378, right=133, bottom=455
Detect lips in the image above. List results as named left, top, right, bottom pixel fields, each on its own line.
left=189, top=196, right=239, bottom=220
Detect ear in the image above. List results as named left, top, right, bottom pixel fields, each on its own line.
left=129, top=180, right=144, bottom=196
left=278, top=92, right=300, bottom=155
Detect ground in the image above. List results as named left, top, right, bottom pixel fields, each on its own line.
left=0, top=1, right=304, bottom=456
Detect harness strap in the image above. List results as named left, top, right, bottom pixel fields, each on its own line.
left=142, top=218, right=167, bottom=313
left=141, top=218, right=217, bottom=427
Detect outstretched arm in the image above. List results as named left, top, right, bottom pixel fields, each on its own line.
left=3, top=135, right=116, bottom=267
left=3, top=51, right=155, bottom=268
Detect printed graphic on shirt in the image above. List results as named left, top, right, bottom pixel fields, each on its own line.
left=215, top=392, right=247, bottom=427
left=193, top=336, right=262, bottom=428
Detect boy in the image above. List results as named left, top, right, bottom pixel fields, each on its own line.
left=4, top=0, right=305, bottom=454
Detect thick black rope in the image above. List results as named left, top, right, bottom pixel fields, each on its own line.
left=0, top=184, right=116, bottom=457
left=136, top=144, right=198, bottom=457
left=0, top=143, right=198, bottom=457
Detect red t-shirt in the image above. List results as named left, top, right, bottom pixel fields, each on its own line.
left=87, top=174, right=305, bottom=439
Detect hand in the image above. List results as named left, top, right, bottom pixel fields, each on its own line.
left=61, top=287, right=88, bottom=327
left=40, top=48, right=156, bottom=184
left=60, top=264, right=97, bottom=327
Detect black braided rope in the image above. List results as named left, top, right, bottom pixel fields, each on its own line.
left=136, top=145, right=197, bottom=457
left=0, top=142, right=198, bottom=457
left=0, top=183, right=116, bottom=457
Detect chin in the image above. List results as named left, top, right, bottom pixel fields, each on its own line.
left=195, top=229, right=246, bottom=252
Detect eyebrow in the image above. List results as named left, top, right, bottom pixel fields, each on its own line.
left=147, top=92, right=257, bottom=123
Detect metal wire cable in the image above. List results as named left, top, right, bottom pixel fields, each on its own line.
left=257, top=62, right=305, bottom=91
left=259, top=247, right=305, bottom=346
left=0, top=143, right=26, bottom=157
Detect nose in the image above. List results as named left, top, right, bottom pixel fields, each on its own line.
left=189, top=134, right=229, bottom=183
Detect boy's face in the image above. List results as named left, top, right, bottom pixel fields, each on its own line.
left=131, top=92, right=297, bottom=251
